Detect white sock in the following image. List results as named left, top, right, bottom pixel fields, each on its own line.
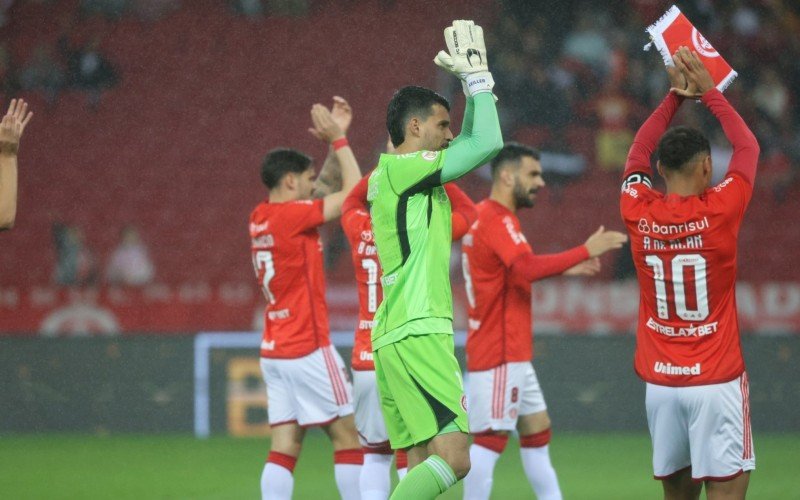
left=463, top=444, right=501, bottom=500
left=261, top=462, right=294, bottom=500
left=360, top=453, right=392, bottom=500
left=520, top=445, right=562, bottom=500
left=335, top=463, right=362, bottom=499
left=396, top=467, right=407, bottom=480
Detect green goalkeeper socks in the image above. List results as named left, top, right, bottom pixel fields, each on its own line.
left=390, top=455, right=458, bottom=499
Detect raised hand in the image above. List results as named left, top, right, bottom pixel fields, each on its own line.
left=0, top=99, right=34, bottom=156
left=671, top=46, right=715, bottom=98
left=564, top=257, right=601, bottom=276
left=330, top=96, right=352, bottom=134
left=584, top=226, right=628, bottom=257
left=308, top=103, right=345, bottom=144
left=666, top=53, right=687, bottom=93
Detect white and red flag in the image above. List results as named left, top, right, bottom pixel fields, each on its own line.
left=645, top=5, right=737, bottom=92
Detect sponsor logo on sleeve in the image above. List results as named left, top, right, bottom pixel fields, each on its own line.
left=713, top=177, right=734, bottom=192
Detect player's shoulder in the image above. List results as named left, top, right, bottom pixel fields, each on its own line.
left=621, top=172, right=658, bottom=200
left=386, top=150, right=442, bottom=163
left=706, top=173, right=748, bottom=197
left=250, top=199, right=271, bottom=221
left=341, top=207, right=370, bottom=237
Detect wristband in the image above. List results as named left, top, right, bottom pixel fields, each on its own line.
left=465, top=71, right=495, bottom=97
left=332, top=137, right=349, bottom=151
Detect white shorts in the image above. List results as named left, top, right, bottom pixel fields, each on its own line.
left=260, top=345, right=353, bottom=427
left=646, top=373, right=755, bottom=481
left=466, top=362, right=547, bottom=433
left=352, top=369, right=391, bottom=452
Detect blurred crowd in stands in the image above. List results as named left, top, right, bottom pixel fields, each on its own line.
left=0, top=0, right=797, bottom=290
left=53, top=223, right=154, bottom=287
left=481, top=0, right=800, bottom=202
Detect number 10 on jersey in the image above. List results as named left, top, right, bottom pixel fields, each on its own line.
left=645, top=253, right=709, bottom=322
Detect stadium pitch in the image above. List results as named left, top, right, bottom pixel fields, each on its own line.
left=1, top=432, right=797, bottom=498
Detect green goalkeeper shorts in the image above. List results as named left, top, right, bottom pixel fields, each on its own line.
left=373, top=332, right=468, bottom=449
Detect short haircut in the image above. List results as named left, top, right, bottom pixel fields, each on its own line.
left=260, top=148, right=313, bottom=189
left=657, top=126, right=710, bottom=171
left=386, top=86, right=450, bottom=147
left=490, top=142, right=541, bottom=179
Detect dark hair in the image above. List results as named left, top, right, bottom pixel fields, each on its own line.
left=386, top=86, right=450, bottom=147
left=260, top=148, right=313, bottom=189
left=490, top=142, right=541, bottom=179
left=657, top=126, right=710, bottom=171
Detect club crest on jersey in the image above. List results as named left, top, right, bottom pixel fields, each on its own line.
left=421, top=151, right=439, bottom=161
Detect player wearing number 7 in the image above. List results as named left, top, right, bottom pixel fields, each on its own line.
left=620, top=46, right=759, bottom=500
left=341, top=161, right=478, bottom=500
left=249, top=97, right=363, bottom=500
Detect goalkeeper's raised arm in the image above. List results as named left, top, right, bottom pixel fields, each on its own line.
left=435, top=20, right=503, bottom=182
left=382, top=20, right=501, bottom=189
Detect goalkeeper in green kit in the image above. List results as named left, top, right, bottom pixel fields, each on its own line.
left=367, top=20, right=502, bottom=499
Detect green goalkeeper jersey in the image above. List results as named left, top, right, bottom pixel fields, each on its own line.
left=368, top=150, right=454, bottom=349
left=367, top=93, right=503, bottom=350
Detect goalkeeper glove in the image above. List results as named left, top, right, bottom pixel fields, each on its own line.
left=433, top=20, right=495, bottom=97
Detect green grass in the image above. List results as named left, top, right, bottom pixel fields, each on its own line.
left=1, top=432, right=798, bottom=499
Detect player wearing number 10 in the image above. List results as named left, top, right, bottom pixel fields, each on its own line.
left=620, top=47, right=760, bottom=499
left=249, top=98, right=363, bottom=500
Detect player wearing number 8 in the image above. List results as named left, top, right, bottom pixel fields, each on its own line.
left=620, top=47, right=760, bottom=498
left=249, top=97, right=364, bottom=500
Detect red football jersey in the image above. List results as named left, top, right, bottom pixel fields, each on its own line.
left=249, top=199, right=330, bottom=359
left=462, top=200, right=534, bottom=371
left=621, top=89, right=759, bottom=386
left=341, top=206, right=381, bottom=371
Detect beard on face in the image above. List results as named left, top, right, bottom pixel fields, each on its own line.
left=512, top=181, right=537, bottom=208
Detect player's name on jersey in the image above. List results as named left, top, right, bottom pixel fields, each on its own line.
left=268, top=308, right=290, bottom=320
left=647, top=317, right=719, bottom=337
left=643, top=234, right=704, bottom=251
left=654, top=361, right=702, bottom=376
left=252, top=234, right=275, bottom=248
left=357, top=241, right=377, bottom=256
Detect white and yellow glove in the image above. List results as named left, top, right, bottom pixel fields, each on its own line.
left=434, top=20, right=495, bottom=98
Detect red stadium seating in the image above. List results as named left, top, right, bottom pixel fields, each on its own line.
left=0, top=0, right=794, bottom=293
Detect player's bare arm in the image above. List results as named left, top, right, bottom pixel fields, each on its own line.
left=307, top=102, right=362, bottom=222
left=311, top=96, right=352, bottom=199
left=562, top=227, right=627, bottom=276
left=0, top=99, right=33, bottom=231
left=563, top=257, right=602, bottom=276
left=583, top=225, right=628, bottom=257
